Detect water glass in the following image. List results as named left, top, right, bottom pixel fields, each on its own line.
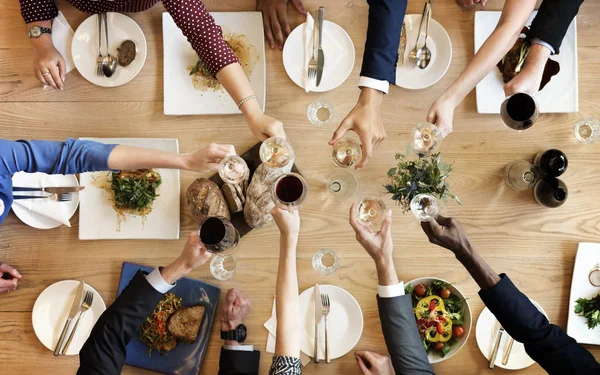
left=307, top=100, right=333, bottom=127
left=312, top=249, right=339, bottom=275
left=210, top=255, right=237, bottom=281
left=575, top=119, right=600, bottom=144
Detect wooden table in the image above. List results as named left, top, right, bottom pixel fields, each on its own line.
left=1, top=0, right=600, bottom=374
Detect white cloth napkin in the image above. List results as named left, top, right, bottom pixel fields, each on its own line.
left=52, top=11, right=75, bottom=74
left=302, top=13, right=316, bottom=93
left=12, top=174, right=74, bottom=227
left=264, top=297, right=312, bottom=366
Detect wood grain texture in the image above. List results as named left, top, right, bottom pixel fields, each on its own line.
left=1, top=0, right=600, bottom=374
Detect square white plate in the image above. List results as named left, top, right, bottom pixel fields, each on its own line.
left=474, top=11, right=578, bottom=114
left=567, top=242, right=600, bottom=344
left=163, top=12, right=266, bottom=115
left=78, top=138, right=180, bottom=240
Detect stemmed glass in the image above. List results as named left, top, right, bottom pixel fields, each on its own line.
left=271, top=173, right=309, bottom=210
left=327, top=170, right=359, bottom=200
left=260, top=137, right=294, bottom=168
left=410, top=122, right=442, bottom=157
left=500, top=93, right=539, bottom=131
left=197, top=216, right=239, bottom=255
left=332, top=138, right=362, bottom=168
left=218, top=155, right=249, bottom=185
left=356, top=197, right=386, bottom=228
left=410, top=194, right=440, bottom=222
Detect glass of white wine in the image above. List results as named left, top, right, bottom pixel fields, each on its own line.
left=356, top=197, right=386, bottom=228
left=410, top=194, right=440, bottom=222
left=260, top=137, right=294, bottom=168
left=410, top=122, right=442, bottom=157
left=218, top=155, right=249, bottom=185
left=332, top=138, right=362, bottom=168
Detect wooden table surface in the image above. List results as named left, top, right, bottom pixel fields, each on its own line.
left=1, top=0, right=600, bottom=374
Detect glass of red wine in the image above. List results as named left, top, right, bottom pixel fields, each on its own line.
left=197, top=216, right=240, bottom=255
left=500, top=93, right=539, bottom=131
left=271, top=173, right=309, bottom=210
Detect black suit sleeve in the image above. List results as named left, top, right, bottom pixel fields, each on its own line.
left=528, top=0, right=584, bottom=53
left=360, top=0, right=408, bottom=85
left=77, top=271, right=164, bottom=375
left=479, top=274, right=600, bottom=375
left=218, top=347, right=260, bottom=375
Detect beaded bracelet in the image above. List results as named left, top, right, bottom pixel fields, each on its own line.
left=237, top=95, right=256, bottom=109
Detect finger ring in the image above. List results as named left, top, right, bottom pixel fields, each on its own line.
left=42, top=72, right=50, bottom=76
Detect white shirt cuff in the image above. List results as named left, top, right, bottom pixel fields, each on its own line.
left=531, top=38, right=555, bottom=55
left=358, top=76, right=389, bottom=94
left=378, top=281, right=405, bottom=298
left=223, top=344, right=254, bottom=351
left=145, top=268, right=175, bottom=294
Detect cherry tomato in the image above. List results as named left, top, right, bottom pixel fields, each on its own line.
left=453, top=326, right=465, bottom=338
left=415, top=284, right=427, bottom=297
left=436, top=322, right=444, bottom=335
left=440, top=288, right=452, bottom=299
left=434, top=342, right=444, bottom=352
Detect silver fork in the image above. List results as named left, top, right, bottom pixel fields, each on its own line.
left=321, top=293, right=331, bottom=363
left=61, top=290, right=94, bottom=355
left=307, top=10, right=319, bottom=87
left=97, top=14, right=104, bottom=77
left=12, top=193, right=72, bottom=202
left=408, top=2, right=430, bottom=69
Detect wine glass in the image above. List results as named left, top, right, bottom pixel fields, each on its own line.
left=356, top=197, right=386, bottom=228
left=332, top=138, right=362, bottom=168
left=410, top=122, right=442, bottom=157
left=218, top=155, right=249, bottom=185
left=500, top=93, right=539, bottom=131
left=271, top=173, right=308, bottom=210
left=197, top=216, right=240, bottom=255
left=260, top=137, right=294, bottom=168
left=504, top=160, right=537, bottom=191
left=327, top=170, right=359, bottom=200
left=410, top=194, right=440, bottom=222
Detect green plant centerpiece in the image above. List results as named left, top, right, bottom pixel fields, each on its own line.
left=385, top=153, right=459, bottom=212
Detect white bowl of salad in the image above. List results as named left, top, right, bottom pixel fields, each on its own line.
left=405, top=277, right=472, bottom=363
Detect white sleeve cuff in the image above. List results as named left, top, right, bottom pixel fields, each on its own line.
left=531, top=38, right=555, bottom=55
left=223, top=344, right=254, bottom=351
left=358, top=76, right=389, bottom=94
left=145, top=268, right=175, bottom=294
left=378, top=281, right=405, bottom=298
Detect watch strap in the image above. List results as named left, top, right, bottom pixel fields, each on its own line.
left=221, top=324, right=247, bottom=343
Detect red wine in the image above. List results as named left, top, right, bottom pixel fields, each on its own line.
left=200, top=217, right=226, bottom=245
left=276, top=175, right=304, bottom=203
left=533, top=149, right=568, bottom=177
left=533, top=178, right=568, bottom=208
left=501, top=93, right=538, bottom=130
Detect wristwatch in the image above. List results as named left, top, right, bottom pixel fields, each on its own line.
left=29, top=26, right=52, bottom=38
left=220, top=324, right=247, bottom=343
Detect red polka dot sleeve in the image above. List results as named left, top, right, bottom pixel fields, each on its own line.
left=19, top=0, right=58, bottom=24
left=162, top=0, right=239, bottom=77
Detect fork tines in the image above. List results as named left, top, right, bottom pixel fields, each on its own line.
left=59, top=193, right=72, bottom=202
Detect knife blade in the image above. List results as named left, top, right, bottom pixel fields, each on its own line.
left=53, top=281, right=85, bottom=356
left=488, top=326, right=504, bottom=369
left=314, top=283, right=322, bottom=363
left=13, top=186, right=85, bottom=194
left=316, top=7, right=325, bottom=87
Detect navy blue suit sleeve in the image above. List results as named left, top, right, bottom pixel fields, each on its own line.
left=360, top=0, right=407, bottom=84
left=528, top=0, right=584, bottom=53
left=479, top=274, right=600, bottom=375
left=218, top=348, right=260, bottom=375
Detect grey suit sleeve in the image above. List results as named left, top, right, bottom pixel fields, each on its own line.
left=377, top=295, right=435, bottom=375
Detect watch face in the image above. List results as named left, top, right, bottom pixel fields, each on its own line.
left=237, top=324, right=247, bottom=343
left=31, top=27, right=41, bottom=37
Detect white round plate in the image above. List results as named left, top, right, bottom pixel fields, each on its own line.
left=396, top=15, right=452, bottom=90
left=476, top=300, right=547, bottom=370
left=299, top=285, right=363, bottom=360
left=406, top=277, right=472, bottom=363
left=32, top=280, right=106, bottom=355
left=11, top=172, right=80, bottom=229
left=72, top=12, right=147, bottom=87
left=283, top=21, right=355, bottom=92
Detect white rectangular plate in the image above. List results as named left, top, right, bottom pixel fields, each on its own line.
left=474, top=11, right=578, bottom=114
left=163, top=12, right=266, bottom=115
left=78, top=138, right=180, bottom=240
left=567, top=242, right=600, bottom=344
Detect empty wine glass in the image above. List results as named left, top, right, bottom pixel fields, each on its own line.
left=271, top=173, right=309, bottom=210
left=218, top=155, right=249, bottom=185
left=410, top=194, right=440, bottom=222
left=504, top=160, right=537, bottom=191
left=327, top=170, right=359, bottom=200
left=332, top=138, right=362, bottom=168
left=356, top=197, right=386, bottom=228
left=260, top=137, right=294, bottom=168
left=410, top=122, right=442, bottom=157
left=198, top=216, right=239, bottom=255
left=210, top=255, right=237, bottom=281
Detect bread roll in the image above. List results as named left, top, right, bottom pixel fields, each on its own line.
left=244, top=161, right=293, bottom=228
left=186, top=178, right=230, bottom=222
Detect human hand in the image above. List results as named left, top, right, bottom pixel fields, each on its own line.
left=0, top=263, right=22, bottom=294
left=455, top=0, right=487, bottom=9
left=421, top=215, right=472, bottom=255
left=161, top=232, right=211, bottom=284
left=220, top=288, right=251, bottom=332
left=32, top=37, right=66, bottom=90
left=256, top=0, right=306, bottom=49
left=246, top=112, right=286, bottom=141
left=349, top=203, right=394, bottom=268
left=355, top=351, right=394, bottom=375
left=427, top=96, right=456, bottom=137
left=329, top=88, right=385, bottom=170
left=184, top=143, right=235, bottom=172
left=503, top=44, right=551, bottom=97
left=271, top=206, right=300, bottom=238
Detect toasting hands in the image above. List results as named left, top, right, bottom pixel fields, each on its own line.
left=160, top=232, right=212, bottom=285
left=349, top=203, right=393, bottom=267
left=355, top=351, right=394, bottom=375
left=271, top=206, right=300, bottom=239
left=427, top=95, right=456, bottom=138
left=420, top=215, right=473, bottom=255
left=184, top=143, right=235, bottom=172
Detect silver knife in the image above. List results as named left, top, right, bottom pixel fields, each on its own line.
left=489, top=326, right=504, bottom=369
left=316, top=7, right=325, bottom=87
left=313, top=283, right=322, bottom=363
left=13, top=186, right=85, bottom=194
left=53, top=281, right=85, bottom=356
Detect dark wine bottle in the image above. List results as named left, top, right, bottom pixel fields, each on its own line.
left=533, top=178, right=568, bottom=208
left=533, top=149, right=568, bottom=177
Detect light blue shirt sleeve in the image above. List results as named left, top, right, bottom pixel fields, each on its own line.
left=0, top=138, right=118, bottom=224
left=531, top=38, right=555, bottom=55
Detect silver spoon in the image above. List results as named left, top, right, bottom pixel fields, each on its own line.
left=417, top=0, right=433, bottom=70
left=101, top=13, right=117, bottom=78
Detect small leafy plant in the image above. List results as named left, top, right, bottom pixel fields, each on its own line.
left=385, top=153, right=459, bottom=212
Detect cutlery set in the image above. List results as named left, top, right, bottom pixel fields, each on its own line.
left=408, top=0, right=434, bottom=70
left=12, top=186, right=83, bottom=202
left=97, top=13, right=118, bottom=78
left=308, top=7, right=325, bottom=88
left=489, top=326, right=515, bottom=368
left=53, top=281, right=94, bottom=356
left=313, top=284, right=331, bottom=363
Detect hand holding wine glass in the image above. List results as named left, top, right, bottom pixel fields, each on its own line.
left=349, top=202, right=393, bottom=266
left=185, top=143, right=235, bottom=172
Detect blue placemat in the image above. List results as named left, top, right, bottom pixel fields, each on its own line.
left=116, top=262, right=221, bottom=375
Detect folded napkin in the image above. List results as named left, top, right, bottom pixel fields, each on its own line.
left=302, top=13, right=316, bottom=93
left=264, top=297, right=312, bottom=366
left=52, top=11, right=75, bottom=74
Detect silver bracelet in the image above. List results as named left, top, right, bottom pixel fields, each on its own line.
left=237, top=95, right=256, bottom=109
